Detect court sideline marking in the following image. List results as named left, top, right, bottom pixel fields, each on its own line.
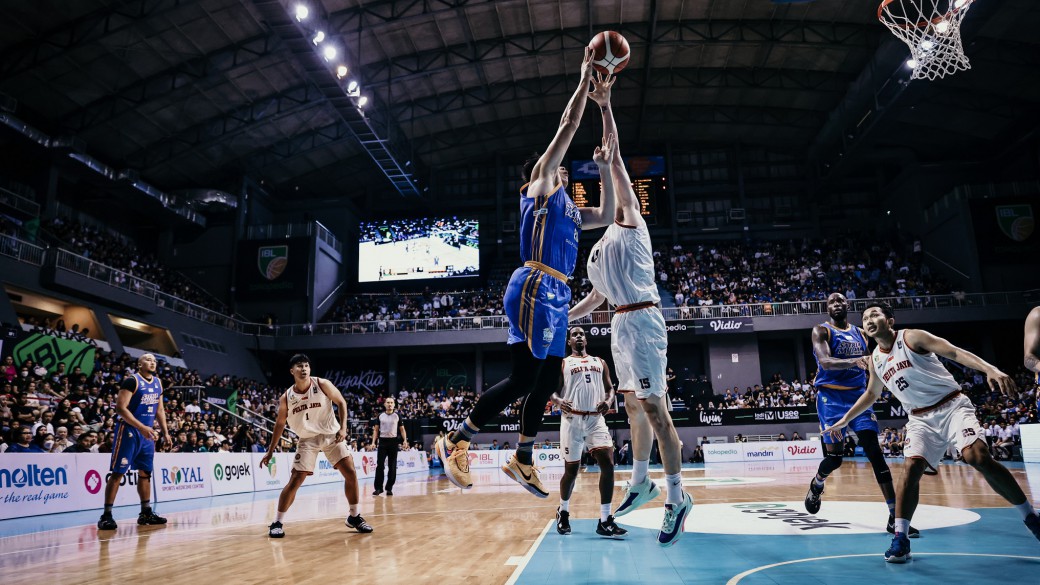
left=504, top=519, right=553, bottom=585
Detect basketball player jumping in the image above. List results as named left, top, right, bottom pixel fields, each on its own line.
left=436, top=47, right=618, bottom=498
left=569, top=72, right=692, bottom=547
left=263, top=354, right=373, bottom=538
left=805, top=293, right=918, bottom=537
left=552, top=326, right=627, bottom=538
left=825, top=301, right=1040, bottom=563
left=97, top=353, right=171, bottom=531
left=1024, top=306, right=1040, bottom=410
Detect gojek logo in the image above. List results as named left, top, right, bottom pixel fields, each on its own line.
left=0, top=465, right=69, bottom=488
left=537, top=452, right=561, bottom=463
left=214, top=463, right=251, bottom=481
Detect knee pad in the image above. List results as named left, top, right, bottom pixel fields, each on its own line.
left=819, top=453, right=844, bottom=474
left=137, top=470, right=151, bottom=480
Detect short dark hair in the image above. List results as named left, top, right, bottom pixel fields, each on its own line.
left=289, top=353, right=310, bottom=367
left=522, top=153, right=541, bottom=182
left=863, top=301, right=894, bottom=319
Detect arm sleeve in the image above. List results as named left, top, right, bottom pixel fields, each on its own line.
left=120, top=376, right=138, bottom=393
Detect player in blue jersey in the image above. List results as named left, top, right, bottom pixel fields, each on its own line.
left=436, top=47, right=618, bottom=497
left=1026, top=307, right=1040, bottom=413
left=804, top=293, right=918, bottom=536
left=98, top=353, right=171, bottom=530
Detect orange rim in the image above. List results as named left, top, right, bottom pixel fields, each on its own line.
left=878, top=0, right=973, bottom=30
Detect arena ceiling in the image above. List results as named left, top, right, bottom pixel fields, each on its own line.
left=0, top=0, right=1037, bottom=212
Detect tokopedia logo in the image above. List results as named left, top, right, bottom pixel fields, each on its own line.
left=708, top=448, right=739, bottom=455
left=590, top=324, right=687, bottom=336
left=0, top=465, right=68, bottom=488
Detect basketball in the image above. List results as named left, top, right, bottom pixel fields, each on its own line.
left=588, top=31, right=631, bottom=75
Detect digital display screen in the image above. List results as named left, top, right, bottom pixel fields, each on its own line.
left=358, top=217, right=479, bottom=282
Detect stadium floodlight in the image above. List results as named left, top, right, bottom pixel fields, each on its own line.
left=357, top=96, right=368, bottom=107
left=347, top=80, right=359, bottom=93
left=336, top=65, right=348, bottom=78
left=294, top=4, right=309, bottom=21
left=312, top=31, right=325, bottom=44
left=322, top=45, right=337, bottom=61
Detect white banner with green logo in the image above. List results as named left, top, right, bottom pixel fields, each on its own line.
left=209, top=453, right=253, bottom=496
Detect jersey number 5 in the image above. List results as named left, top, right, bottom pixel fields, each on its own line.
left=585, top=373, right=593, bottom=384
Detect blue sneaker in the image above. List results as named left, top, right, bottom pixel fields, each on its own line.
left=1025, top=513, right=1040, bottom=541
left=658, top=492, right=693, bottom=547
left=884, top=533, right=912, bottom=563
left=614, top=476, right=661, bottom=518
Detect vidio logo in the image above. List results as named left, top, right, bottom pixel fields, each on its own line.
left=214, top=463, right=251, bottom=481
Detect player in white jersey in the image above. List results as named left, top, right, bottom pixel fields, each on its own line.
left=551, top=327, right=626, bottom=538
left=262, top=354, right=373, bottom=538
left=569, top=72, right=691, bottom=547
left=1025, top=306, right=1040, bottom=404
left=825, top=302, right=1040, bottom=563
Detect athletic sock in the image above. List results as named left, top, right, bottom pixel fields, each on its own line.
left=275, top=511, right=285, bottom=522
left=559, top=499, right=569, bottom=512
left=632, top=459, right=650, bottom=485
left=516, top=440, right=535, bottom=465
left=601, top=504, right=611, bottom=522
left=140, top=501, right=151, bottom=514
left=103, top=504, right=113, bottom=516
left=895, top=518, right=910, bottom=535
left=1014, top=501, right=1036, bottom=520
left=886, top=498, right=896, bottom=516
left=813, top=473, right=827, bottom=488
left=448, top=419, right=479, bottom=445
left=349, top=504, right=359, bottom=517
left=665, top=472, right=683, bottom=505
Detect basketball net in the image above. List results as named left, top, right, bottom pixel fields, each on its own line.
left=878, top=0, right=974, bottom=80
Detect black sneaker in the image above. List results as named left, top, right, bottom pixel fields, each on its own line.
left=596, top=515, right=628, bottom=538
left=386, top=490, right=393, bottom=496
left=556, top=507, right=571, bottom=535
left=138, top=511, right=167, bottom=526
left=887, top=515, right=921, bottom=538
left=269, top=521, right=285, bottom=538
left=97, top=514, right=117, bottom=531
left=1025, top=512, right=1040, bottom=541
left=804, top=479, right=824, bottom=514
left=346, top=514, right=374, bottom=533
left=372, top=489, right=383, bottom=496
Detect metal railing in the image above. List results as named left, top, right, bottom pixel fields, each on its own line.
left=155, top=291, right=238, bottom=330
left=54, top=249, right=160, bottom=298
left=0, top=233, right=45, bottom=265
left=0, top=186, right=40, bottom=216
left=245, top=221, right=342, bottom=253
left=270, top=291, right=1033, bottom=337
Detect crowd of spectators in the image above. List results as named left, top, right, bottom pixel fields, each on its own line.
left=324, top=287, right=505, bottom=329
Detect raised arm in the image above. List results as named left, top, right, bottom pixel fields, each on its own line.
left=588, top=73, right=640, bottom=227
left=905, top=329, right=1017, bottom=397
left=569, top=288, right=606, bottom=322
left=1025, top=306, right=1040, bottom=374
left=528, top=48, right=594, bottom=197
left=579, top=133, right=617, bottom=229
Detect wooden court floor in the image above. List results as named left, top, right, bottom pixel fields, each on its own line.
left=2, top=458, right=1039, bottom=585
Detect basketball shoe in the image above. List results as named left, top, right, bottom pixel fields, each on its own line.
left=1025, top=512, right=1040, bottom=541
left=138, top=511, right=167, bottom=525
left=804, top=479, right=824, bottom=514
left=886, top=515, right=920, bottom=538
left=268, top=521, right=285, bottom=538
left=346, top=514, right=374, bottom=533
left=501, top=454, right=548, bottom=498
left=658, top=492, right=693, bottom=547
left=435, top=436, right=472, bottom=489
left=556, top=507, right=571, bottom=535
left=885, top=533, right=912, bottom=563
left=613, top=476, right=660, bottom=518
left=596, top=516, right=628, bottom=539
left=97, top=513, right=117, bottom=531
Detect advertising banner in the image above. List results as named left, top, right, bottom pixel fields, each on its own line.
left=312, top=452, right=343, bottom=485
left=703, top=440, right=823, bottom=464
left=704, top=443, right=745, bottom=463
left=204, top=386, right=239, bottom=415
left=1021, top=424, right=1040, bottom=464
left=153, top=453, right=212, bottom=502
left=396, top=450, right=427, bottom=473
left=740, top=442, right=785, bottom=462
left=970, top=197, right=1039, bottom=264
left=783, top=441, right=824, bottom=460
left=533, top=448, right=565, bottom=467
left=693, top=317, right=754, bottom=334
left=0, top=454, right=79, bottom=519
left=209, top=453, right=254, bottom=496
left=436, top=417, right=521, bottom=434
left=354, top=450, right=378, bottom=480
left=77, top=453, right=148, bottom=508
left=251, top=452, right=294, bottom=492
left=467, top=450, right=503, bottom=469
left=0, top=331, right=96, bottom=375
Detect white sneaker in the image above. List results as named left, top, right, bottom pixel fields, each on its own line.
left=613, top=476, right=661, bottom=517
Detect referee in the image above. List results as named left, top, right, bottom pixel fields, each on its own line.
left=371, top=397, right=409, bottom=496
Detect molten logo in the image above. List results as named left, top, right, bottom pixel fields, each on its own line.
left=0, top=465, right=69, bottom=488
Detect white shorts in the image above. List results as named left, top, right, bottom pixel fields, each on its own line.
left=904, top=394, right=984, bottom=470
left=611, top=307, right=668, bottom=399
left=293, top=433, right=352, bottom=474
left=560, top=414, right=612, bottom=463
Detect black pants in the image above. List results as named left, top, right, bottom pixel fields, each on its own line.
left=374, top=438, right=399, bottom=491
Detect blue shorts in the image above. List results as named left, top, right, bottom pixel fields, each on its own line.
left=817, top=387, right=879, bottom=444
left=503, top=265, right=571, bottom=359
left=110, top=423, right=155, bottom=474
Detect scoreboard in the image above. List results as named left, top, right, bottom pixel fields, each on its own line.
left=570, top=155, right=666, bottom=225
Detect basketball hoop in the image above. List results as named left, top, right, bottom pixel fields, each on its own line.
left=878, top=0, right=975, bottom=80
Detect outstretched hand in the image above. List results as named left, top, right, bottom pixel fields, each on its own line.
left=588, top=71, right=615, bottom=106
left=580, top=46, right=595, bottom=81
left=593, top=133, right=616, bottom=167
